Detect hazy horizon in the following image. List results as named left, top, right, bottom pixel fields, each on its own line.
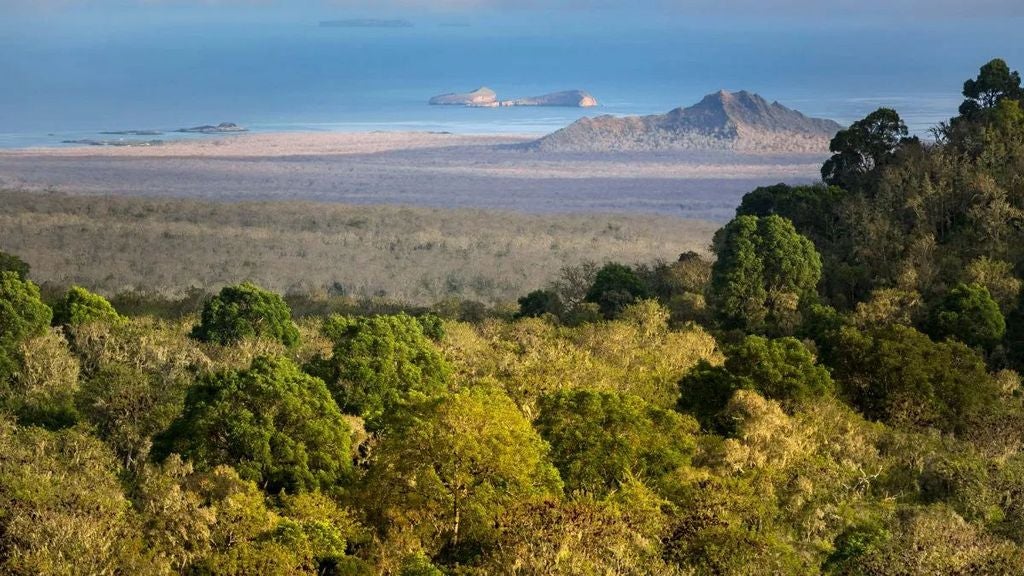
left=2, top=2, right=1023, bottom=145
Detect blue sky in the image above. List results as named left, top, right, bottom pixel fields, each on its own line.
left=5, top=0, right=1024, bottom=19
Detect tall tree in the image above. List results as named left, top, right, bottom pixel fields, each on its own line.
left=536, top=389, right=698, bottom=494
left=191, top=282, right=299, bottom=347
left=960, top=58, right=1024, bottom=119
left=363, top=385, right=562, bottom=556
left=315, top=313, right=450, bottom=429
left=585, top=263, right=651, bottom=319
left=157, top=356, right=352, bottom=494
left=709, top=215, right=822, bottom=335
left=0, top=272, right=52, bottom=381
left=821, top=108, right=910, bottom=191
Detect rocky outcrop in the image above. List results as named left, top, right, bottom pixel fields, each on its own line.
left=176, top=122, right=248, bottom=134
left=503, top=90, right=598, bottom=108
left=531, top=90, right=842, bottom=153
left=100, top=130, right=164, bottom=136
left=429, top=87, right=598, bottom=108
left=429, top=87, right=499, bottom=106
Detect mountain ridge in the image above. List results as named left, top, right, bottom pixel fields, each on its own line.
left=531, top=90, right=842, bottom=153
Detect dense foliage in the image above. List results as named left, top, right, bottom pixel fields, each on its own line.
left=157, top=356, right=352, bottom=493
left=191, top=282, right=300, bottom=347
left=52, top=285, right=124, bottom=327
left=313, top=313, right=450, bottom=429
left=709, top=214, right=822, bottom=335
left=4, top=59, right=1024, bottom=574
left=0, top=271, right=52, bottom=381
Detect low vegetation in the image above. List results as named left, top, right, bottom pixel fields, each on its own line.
left=0, top=192, right=716, bottom=306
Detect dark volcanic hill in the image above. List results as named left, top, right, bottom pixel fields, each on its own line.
left=531, top=90, right=842, bottom=153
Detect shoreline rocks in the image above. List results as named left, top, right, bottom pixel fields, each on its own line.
left=176, top=122, right=248, bottom=134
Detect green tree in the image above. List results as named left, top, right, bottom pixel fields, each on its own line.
left=960, top=58, right=1024, bottom=119
left=483, top=483, right=676, bottom=575
left=709, top=215, right=822, bottom=335
left=191, top=282, right=299, bottom=347
left=157, top=356, right=352, bottom=494
left=399, top=553, right=443, bottom=576
left=964, top=257, right=1021, bottom=314
left=928, top=283, right=1006, bottom=349
left=78, top=363, right=189, bottom=470
left=830, top=325, right=1001, bottom=433
left=676, top=361, right=744, bottom=431
left=825, top=505, right=1024, bottom=575
left=737, top=183, right=848, bottom=246
left=536, top=389, right=698, bottom=495
left=516, top=289, right=563, bottom=319
left=136, top=460, right=366, bottom=575
left=678, top=336, right=832, bottom=429
left=0, top=420, right=153, bottom=574
left=316, top=313, right=449, bottom=429
left=68, top=318, right=208, bottom=470
left=0, top=271, right=52, bottom=381
left=723, top=335, right=834, bottom=405
left=363, top=385, right=562, bottom=556
left=52, top=285, right=124, bottom=327
left=0, top=250, right=30, bottom=280
left=821, top=108, right=910, bottom=190
left=585, top=263, right=650, bottom=319
left=0, top=329, right=80, bottom=429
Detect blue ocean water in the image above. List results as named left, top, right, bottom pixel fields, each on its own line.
left=1, top=11, right=1022, bottom=148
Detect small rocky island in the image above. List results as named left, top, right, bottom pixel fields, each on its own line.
left=176, top=122, right=248, bottom=134
left=429, top=87, right=598, bottom=108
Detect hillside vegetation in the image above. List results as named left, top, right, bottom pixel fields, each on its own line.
left=2, top=59, right=1024, bottom=575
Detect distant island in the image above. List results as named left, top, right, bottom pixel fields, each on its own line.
left=62, top=139, right=164, bottom=147
left=429, top=87, right=599, bottom=108
left=176, top=122, right=248, bottom=134
left=319, top=19, right=414, bottom=29
left=100, top=130, right=164, bottom=136
left=530, top=90, right=842, bottom=153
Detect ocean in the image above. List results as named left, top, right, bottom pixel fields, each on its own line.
left=1, top=11, right=1022, bottom=148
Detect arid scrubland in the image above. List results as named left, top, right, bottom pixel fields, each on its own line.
left=0, top=190, right=716, bottom=304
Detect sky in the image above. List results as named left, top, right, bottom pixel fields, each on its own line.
left=5, top=0, right=1024, bottom=19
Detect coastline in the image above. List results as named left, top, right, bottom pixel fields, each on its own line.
left=0, top=131, right=540, bottom=158
left=0, top=131, right=826, bottom=221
